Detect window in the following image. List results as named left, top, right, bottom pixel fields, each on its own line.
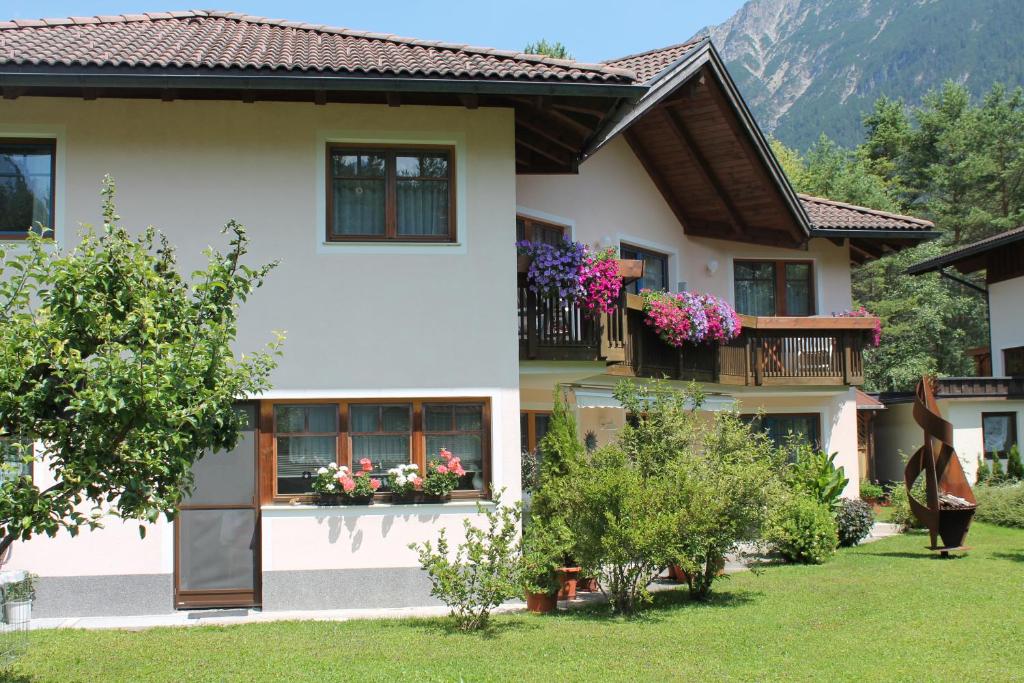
left=520, top=411, right=552, bottom=455
left=744, top=413, right=821, bottom=449
left=349, top=403, right=412, bottom=480
left=267, top=399, right=489, bottom=500
left=326, top=145, right=454, bottom=242
left=516, top=216, right=565, bottom=246
left=424, top=403, right=486, bottom=491
left=0, top=139, right=55, bottom=239
left=274, top=404, right=339, bottom=494
left=0, top=438, right=31, bottom=484
left=1004, top=347, right=1024, bottom=377
left=734, top=260, right=814, bottom=316
left=982, top=412, right=1017, bottom=459
left=620, top=244, right=669, bottom=295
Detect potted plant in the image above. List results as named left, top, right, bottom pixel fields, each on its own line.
left=422, top=448, right=464, bottom=502
left=3, top=573, right=36, bottom=625
left=668, top=556, right=726, bottom=584
left=556, top=565, right=581, bottom=600
left=387, top=463, right=423, bottom=503
left=311, top=460, right=381, bottom=505
left=521, top=519, right=569, bottom=614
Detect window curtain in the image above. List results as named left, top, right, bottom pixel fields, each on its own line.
left=332, top=179, right=385, bottom=236
left=983, top=416, right=1012, bottom=455
left=785, top=263, right=812, bottom=315
left=735, top=263, right=776, bottom=316
left=396, top=179, right=448, bottom=236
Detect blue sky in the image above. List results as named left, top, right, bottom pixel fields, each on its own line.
left=8, top=1, right=747, bottom=63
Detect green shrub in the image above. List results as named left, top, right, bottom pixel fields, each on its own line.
left=3, top=573, right=37, bottom=602
left=974, top=483, right=1024, bottom=528
left=788, top=443, right=848, bottom=510
left=538, top=391, right=585, bottom=480
left=766, top=494, right=838, bottom=564
left=976, top=457, right=991, bottom=484
left=409, top=490, right=522, bottom=631
left=1007, top=445, right=1024, bottom=481
left=521, top=517, right=570, bottom=594
left=836, top=498, right=875, bottom=546
left=887, top=480, right=925, bottom=531
left=859, top=481, right=884, bottom=502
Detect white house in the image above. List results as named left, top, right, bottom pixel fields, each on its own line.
left=875, top=227, right=1024, bottom=483
left=0, top=11, right=936, bottom=618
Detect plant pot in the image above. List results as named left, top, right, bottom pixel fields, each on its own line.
left=524, top=591, right=557, bottom=614
left=669, top=557, right=726, bottom=584
left=422, top=493, right=452, bottom=504
left=315, top=494, right=343, bottom=506
left=556, top=567, right=580, bottom=600
left=342, top=495, right=374, bottom=506
left=389, top=492, right=421, bottom=505
left=576, top=576, right=599, bottom=593
left=4, top=599, right=31, bottom=625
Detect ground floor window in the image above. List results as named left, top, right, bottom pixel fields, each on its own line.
left=743, top=413, right=822, bottom=450
left=982, top=412, right=1017, bottom=459
left=520, top=410, right=553, bottom=455
left=264, top=399, right=490, bottom=501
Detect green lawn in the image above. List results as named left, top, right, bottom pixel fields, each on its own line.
left=9, top=523, right=1024, bottom=682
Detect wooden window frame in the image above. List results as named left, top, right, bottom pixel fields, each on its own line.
left=0, top=437, right=33, bottom=483
left=734, top=259, right=816, bottom=316
left=1003, top=346, right=1024, bottom=377
left=260, top=398, right=490, bottom=504
left=741, top=412, right=823, bottom=449
left=620, top=242, right=670, bottom=294
left=0, top=138, right=57, bottom=240
left=516, top=215, right=567, bottom=245
left=520, top=410, right=553, bottom=455
left=982, top=411, right=1017, bottom=459
left=325, top=143, right=456, bottom=243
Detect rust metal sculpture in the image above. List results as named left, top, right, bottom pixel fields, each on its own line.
left=906, top=377, right=977, bottom=554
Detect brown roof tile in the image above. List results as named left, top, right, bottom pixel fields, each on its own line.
left=603, top=38, right=706, bottom=84
left=799, top=194, right=935, bottom=232
left=0, top=10, right=636, bottom=83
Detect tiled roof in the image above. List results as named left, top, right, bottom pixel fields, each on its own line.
left=603, top=38, right=706, bottom=84
left=799, top=194, right=935, bottom=232
left=907, top=225, right=1024, bottom=275
left=855, top=389, right=885, bottom=410
left=0, top=10, right=635, bottom=83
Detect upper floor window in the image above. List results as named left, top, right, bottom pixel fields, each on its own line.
left=0, top=139, right=55, bottom=239
left=326, top=145, right=454, bottom=242
left=734, top=260, right=814, bottom=316
left=516, top=216, right=565, bottom=246
left=620, top=243, right=669, bottom=295
left=1004, top=346, right=1024, bottom=377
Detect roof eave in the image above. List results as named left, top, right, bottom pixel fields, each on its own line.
left=906, top=229, right=1024, bottom=275
left=811, top=228, right=942, bottom=240
left=0, top=65, right=648, bottom=99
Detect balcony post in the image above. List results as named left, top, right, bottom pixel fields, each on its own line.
left=841, top=332, right=852, bottom=385
left=526, top=289, right=538, bottom=359
left=752, top=334, right=763, bottom=386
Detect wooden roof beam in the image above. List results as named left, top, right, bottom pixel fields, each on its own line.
left=516, top=116, right=584, bottom=154
left=516, top=129, right=576, bottom=169
left=660, top=105, right=746, bottom=238
left=624, top=130, right=701, bottom=234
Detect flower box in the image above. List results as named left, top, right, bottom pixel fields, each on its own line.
left=421, top=493, right=452, bottom=504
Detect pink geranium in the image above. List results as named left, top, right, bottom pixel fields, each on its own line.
left=370, top=478, right=381, bottom=491
left=359, top=457, right=373, bottom=472
left=341, top=477, right=355, bottom=493
left=439, top=448, right=452, bottom=461
left=437, top=464, right=449, bottom=475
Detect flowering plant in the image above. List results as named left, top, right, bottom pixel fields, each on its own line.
left=387, top=463, right=423, bottom=497
left=311, top=458, right=381, bottom=500
left=640, top=290, right=741, bottom=347
left=833, top=306, right=882, bottom=347
left=516, top=239, right=587, bottom=301
left=579, top=247, right=622, bottom=316
left=423, top=448, right=466, bottom=497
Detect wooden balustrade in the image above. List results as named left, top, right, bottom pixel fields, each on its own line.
left=613, top=295, right=873, bottom=386
left=517, top=285, right=626, bottom=362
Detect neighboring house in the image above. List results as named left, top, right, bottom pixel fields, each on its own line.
left=0, top=11, right=936, bottom=618
left=875, top=227, right=1024, bottom=484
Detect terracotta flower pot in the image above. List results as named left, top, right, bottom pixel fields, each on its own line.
left=577, top=576, right=599, bottom=593
left=669, top=557, right=726, bottom=583
left=525, top=591, right=557, bottom=614
left=556, top=567, right=580, bottom=600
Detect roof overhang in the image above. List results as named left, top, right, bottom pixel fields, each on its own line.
left=582, top=41, right=812, bottom=248
left=907, top=226, right=1024, bottom=277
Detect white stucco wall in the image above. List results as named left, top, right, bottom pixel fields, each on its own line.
left=0, top=97, right=522, bottom=579
left=516, top=136, right=853, bottom=314
left=875, top=398, right=1024, bottom=485
left=988, top=276, right=1024, bottom=375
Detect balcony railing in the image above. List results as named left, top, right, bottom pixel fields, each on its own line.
left=614, top=294, right=874, bottom=387
left=517, top=257, right=639, bottom=362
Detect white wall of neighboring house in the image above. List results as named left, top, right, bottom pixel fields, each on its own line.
left=0, top=96, right=522, bottom=613
left=988, top=276, right=1024, bottom=375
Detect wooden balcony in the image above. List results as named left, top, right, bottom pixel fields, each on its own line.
left=517, top=258, right=641, bottom=362
left=934, top=376, right=1024, bottom=399
left=612, top=294, right=876, bottom=387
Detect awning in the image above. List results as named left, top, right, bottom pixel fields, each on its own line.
left=572, top=386, right=737, bottom=411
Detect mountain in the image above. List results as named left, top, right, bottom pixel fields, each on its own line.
left=697, top=0, right=1024, bottom=149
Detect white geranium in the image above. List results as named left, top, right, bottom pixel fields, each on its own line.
left=317, top=467, right=328, bottom=475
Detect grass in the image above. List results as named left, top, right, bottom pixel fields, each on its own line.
left=7, top=523, right=1024, bottom=682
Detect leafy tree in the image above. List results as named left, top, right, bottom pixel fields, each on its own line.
left=523, top=39, right=572, bottom=60
left=772, top=136, right=899, bottom=211
left=0, top=177, right=281, bottom=556
left=537, top=389, right=584, bottom=480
